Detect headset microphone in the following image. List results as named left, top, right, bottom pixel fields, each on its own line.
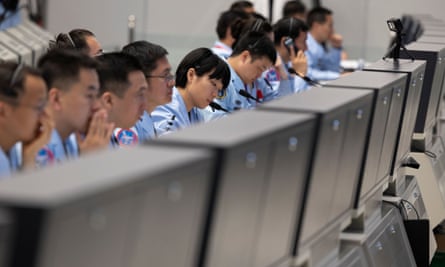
left=209, top=101, right=230, bottom=113
left=287, top=68, right=322, bottom=87
left=238, top=89, right=261, bottom=103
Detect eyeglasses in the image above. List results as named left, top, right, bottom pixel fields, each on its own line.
left=146, top=73, right=175, bottom=84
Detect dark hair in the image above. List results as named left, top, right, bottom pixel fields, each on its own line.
left=122, top=40, right=168, bottom=75
left=0, top=62, right=42, bottom=100
left=273, top=17, right=308, bottom=45
left=216, top=10, right=250, bottom=40
left=231, top=14, right=272, bottom=48
left=282, top=0, right=306, bottom=18
left=49, top=29, right=95, bottom=54
left=307, top=7, right=332, bottom=28
left=96, top=52, right=144, bottom=97
left=175, top=48, right=230, bottom=89
left=230, top=0, right=254, bottom=12
left=231, top=31, right=277, bottom=64
left=38, top=48, right=98, bottom=91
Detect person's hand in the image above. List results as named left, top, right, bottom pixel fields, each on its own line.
left=22, top=109, right=55, bottom=169
left=274, top=55, right=289, bottom=80
left=330, top=33, right=343, bottom=49
left=290, top=45, right=308, bottom=77
left=77, top=109, right=114, bottom=154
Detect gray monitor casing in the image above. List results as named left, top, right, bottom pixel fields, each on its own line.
left=260, top=87, right=373, bottom=250
left=401, top=42, right=445, bottom=141
left=363, top=60, right=426, bottom=181
left=154, top=109, right=317, bottom=267
left=4, top=27, right=46, bottom=66
left=0, top=31, right=32, bottom=65
left=0, top=43, right=19, bottom=63
left=325, top=71, right=408, bottom=207
left=0, top=146, right=214, bottom=267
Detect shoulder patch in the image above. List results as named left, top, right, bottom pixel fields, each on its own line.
left=115, top=128, right=139, bottom=146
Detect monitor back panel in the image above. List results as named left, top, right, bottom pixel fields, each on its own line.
left=401, top=42, right=445, bottom=136
left=260, top=88, right=373, bottom=248
left=363, top=59, right=426, bottom=174
left=0, top=147, right=214, bottom=267
left=156, top=110, right=317, bottom=267
left=325, top=71, right=408, bottom=205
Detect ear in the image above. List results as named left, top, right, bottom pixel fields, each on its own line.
left=186, top=68, right=196, bottom=84
left=240, top=50, right=251, bottom=63
left=100, top=92, right=113, bottom=110
left=48, top=88, right=62, bottom=111
left=0, top=102, right=8, bottom=119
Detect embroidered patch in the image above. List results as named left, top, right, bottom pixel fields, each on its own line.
left=35, top=147, right=55, bottom=167
left=217, top=88, right=227, bottom=99
left=115, top=128, right=139, bottom=146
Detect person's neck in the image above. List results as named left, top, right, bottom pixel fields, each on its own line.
left=220, top=37, right=234, bottom=48
left=310, top=30, right=323, bottom=44
left=177, top=87, right=193, bottom=112
left=54, top=115, right=72, bottom=141
left=0, top=129, right=17, bottom=152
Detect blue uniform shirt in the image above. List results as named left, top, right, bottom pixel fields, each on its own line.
left=0, top=4, right=21, bottom=30
left=152, top=87, right=204, bottom=136
left=134, top=111, right=157, bottom=141
left=0, top=147, right=11, bottom=178
left=305, top=33, right=341, bottom=81
left=200, top=63, right=253, bottom=121
left=35, top=130, right=78, bottom=167
left=211, top=40, right=232, bottom=59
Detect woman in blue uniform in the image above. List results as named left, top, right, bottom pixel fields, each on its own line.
left=152, top=48, right=230, bottom=136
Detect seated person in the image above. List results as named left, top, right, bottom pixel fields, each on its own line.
left=152, top=48, right=230, bottom=135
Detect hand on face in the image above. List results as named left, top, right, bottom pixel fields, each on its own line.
left=290, top=46, right=308, bottom=77
left=22, top=109, right=55, bottom=169
left=77, top=109, right=115, bottom=154
left=329, top=33, right=343, bottom=49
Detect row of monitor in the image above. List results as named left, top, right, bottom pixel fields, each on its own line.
left=1, top=18, right=445, bottom=267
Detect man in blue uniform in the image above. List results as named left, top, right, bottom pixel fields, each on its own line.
left=117, top=41, right=175, bottom=144
left=269, top=17, right=310, bottom=95
left=212, top=9, right=249, bottom=59
left=201, top=31, right=276, bottom=121
left=33, top=49, right=113, bottom=167
left=152, top=48, right=230, bottom=135
left=0, top=62, right=53, bottom=177
left=305, top=7, right=343, bottom=81
left=96, top=52, right=147, bottom=147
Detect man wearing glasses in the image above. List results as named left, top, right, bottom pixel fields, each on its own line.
left=116, top=41, right=174, bottom=145
left=0, top=62, right=53, bottom=177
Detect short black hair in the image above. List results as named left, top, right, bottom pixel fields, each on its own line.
left=231, top=15, right=272, bottom=49
left=38, top=48, right=98, bottom=91
left=282, top=0, right=306, bottom=18
left=230, top=1, right=254, bottom=12
left=96, top=52, right=144, bottom=97
left=307, top=7, right=332, bottom=28
left=49, top=29, right=96, bottom=54
left=122, top=40, right=168, bottom=76
left=216, top=9, right=250, bottom=40
left=0, top=62, right=42, bottom=100
left=273, top=17, right=308, bottom=45
left=175, top=48, right=230, bottom=89
left=231, top=31, right=277, bottom=64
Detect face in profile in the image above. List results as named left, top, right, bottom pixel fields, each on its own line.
left=111, top=70, right=147, bottom=129
left=58, top=68, right=100, bottom=135
left=6, top=74, right=48, bottom=143
left=187, top=70, right=224, bottom=109
left=145, top=56, right=174, bottom=109
left=239, top=52, right=273, bottom=85
left=86, top=35, right=103, bottom=57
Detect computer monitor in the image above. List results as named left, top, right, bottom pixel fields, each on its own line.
left=417, top=36, right=445, bottom=44
left=325, top=71, right=408, bottom=210
left=260, top=88, right=373, bottom=258
left=363, top=59, right=426, bottom=194
left=0, top=146, right=215, bottom=267
left=153, top=109, right=317, bottom=267
left=400, top=42, right=445, bottom=148
left=5, top=27, right=46, bottom=66
left=0, top=43, right=19, bottom=63
left=422, top=29, right=445, bottom=37
left=0, top=31, right=32, bottom=65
